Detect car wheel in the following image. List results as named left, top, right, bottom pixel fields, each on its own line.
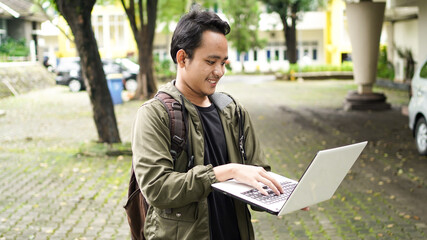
left=68, top=79, right=82, bottom=92
left=415, top=117, right=427, bottom=155
left=125, top=78, right=138, bottom=92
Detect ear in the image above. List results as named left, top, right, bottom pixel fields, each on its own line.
left=176, top=49, right=187, bottom=68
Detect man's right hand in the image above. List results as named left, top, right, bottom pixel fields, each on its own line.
left=213, top=163, right=284, bottom=196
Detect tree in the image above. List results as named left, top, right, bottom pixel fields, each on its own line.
left=120, top=0, right=159, bottom=100
left=55, top=0, right=121, bottom=143
left=262, top=0, right=324, bottom=64
left=34, top=0, right=74, bottom=43
left=223, top=0, right=266, bottom=72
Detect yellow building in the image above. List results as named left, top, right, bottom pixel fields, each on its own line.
left=56, top=3, right=137, bottom=58
left=324, top=0, right=352, bottom=65
left=56, top=2, right=173, bottom=64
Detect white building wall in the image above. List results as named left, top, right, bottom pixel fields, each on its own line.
left=418, top=0, right=427, bottom=64
left=392, top=19, right=418, bottom=81
left=393, top=19, right=418, bottom=60
left=229, top=11, right=325, bottom=73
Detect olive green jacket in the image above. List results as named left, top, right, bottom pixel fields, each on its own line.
left=131, top=81, right=270, bottom=240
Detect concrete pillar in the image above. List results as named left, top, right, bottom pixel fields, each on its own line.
left=344, top=1, right=391, bottom=111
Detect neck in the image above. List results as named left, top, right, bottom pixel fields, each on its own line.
left=175, top=78, right=211, bottom=107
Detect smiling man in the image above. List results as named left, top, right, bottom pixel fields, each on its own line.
left=131, top=8, right=283, bottom=240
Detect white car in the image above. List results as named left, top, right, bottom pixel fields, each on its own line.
left=408, top=57, right=427, bottom=155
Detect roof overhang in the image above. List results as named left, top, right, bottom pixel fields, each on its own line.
left=0, top=2, right=20, bottom=18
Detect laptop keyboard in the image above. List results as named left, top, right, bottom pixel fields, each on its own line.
left=241, top=181, right=297, bottom=205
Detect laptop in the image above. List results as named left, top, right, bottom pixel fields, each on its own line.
left=212, top=141, right=368, bottom=216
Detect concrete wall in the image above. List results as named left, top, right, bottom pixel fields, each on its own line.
left=0, top=62, right=55, bottom=98
left=392, top=19, right=418, bottom=81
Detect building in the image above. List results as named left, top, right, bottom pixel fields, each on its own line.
left=50, top=1, right=426, bottom=79
left=54, top=2, right=171, bottom=63
left=228, top=10, right=326, bottom=73
left=384, top=0, right=427, bottom=81
left=0, top=0, right=46, bottom=61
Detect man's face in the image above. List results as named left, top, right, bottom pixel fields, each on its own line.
left=181, top=30, right=228, bottom=98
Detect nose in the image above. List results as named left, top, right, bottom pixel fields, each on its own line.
left=213, top=64, right=225, bottom=78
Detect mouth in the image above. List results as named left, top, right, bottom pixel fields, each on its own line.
left=207, top=78, right=219, bottom=85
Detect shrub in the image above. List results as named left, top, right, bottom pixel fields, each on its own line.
left=154, top=55, right=175, bottom=81
left=377, top=45, right=394, bottom=80
left=288, top=62, right=353, bottom=73
left=0, top=37, right=29, bottom=57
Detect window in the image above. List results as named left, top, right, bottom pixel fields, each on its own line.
left=0, top=19, right=6, bottom=45
left=283, top=50, right=287, bottom=60
left=266, top=50, right=271, bottom=62
left=275, top=50, right=279, bottom=61
left=312, top=49, right=317, bottom=60
left=92, top=15, right=104, bottom=47
left=303, top=49, right=309, bottom=57
left=244, top=52, right=249, bottom=62
left=236, top=50, right=240, bottom=62
left=253, top=50, right=258, bottom=61
left=109, top=15, right=125, bottom=47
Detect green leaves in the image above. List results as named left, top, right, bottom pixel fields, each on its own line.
left=0, top=38, right=30, bottom=57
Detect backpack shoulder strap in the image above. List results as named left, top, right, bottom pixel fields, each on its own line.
left=210, top=92, right=247, bottom=163
left=155, top=92, right=186, bottom=161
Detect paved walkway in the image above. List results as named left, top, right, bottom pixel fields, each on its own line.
left=0, top=79, right=426, bottom=239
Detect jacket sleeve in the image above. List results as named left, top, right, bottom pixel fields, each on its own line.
left=131, top=100, right=217, bottom=209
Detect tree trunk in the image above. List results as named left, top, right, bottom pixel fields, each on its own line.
left=283, top=3, right=298, bottom=64
left=122, top=0, right=158, bottom=100
left=240, top=52, right=246, bottom=73
left=134, top=29, right=157, bottom=100
left=56, top=0, right=121, bottom=143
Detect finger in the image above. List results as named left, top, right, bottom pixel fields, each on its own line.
left=257, top=177, right=281, bottom=196
left=259, top=172, right=283, bottom=195
left=253, top=181, right=269, bottom=196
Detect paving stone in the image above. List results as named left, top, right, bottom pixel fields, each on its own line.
left=1, top=82, right=426, bottom=239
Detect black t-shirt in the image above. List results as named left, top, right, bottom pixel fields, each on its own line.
left=196, top=104, right=241, bottom=240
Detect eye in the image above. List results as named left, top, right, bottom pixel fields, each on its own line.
left=206, top=60, right=215, bottom=65
left=221, top=61, right=226, bottom=66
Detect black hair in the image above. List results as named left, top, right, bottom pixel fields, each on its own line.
left=170, top=8, right=230, bottom=64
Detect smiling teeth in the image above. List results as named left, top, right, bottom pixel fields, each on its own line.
left=208, top=79, right=217, bottom=84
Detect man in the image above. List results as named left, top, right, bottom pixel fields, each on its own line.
left=131, top=8, right=283, bottom=240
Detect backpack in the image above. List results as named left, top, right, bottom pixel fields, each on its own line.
left=123, top=91, right=246, bottom=240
